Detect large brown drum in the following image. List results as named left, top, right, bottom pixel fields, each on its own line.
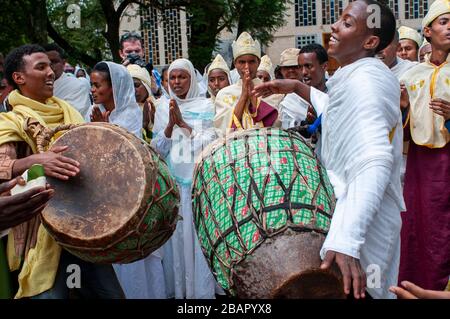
left=33, top=122, right=179, bottom=264
left=192, top=128, right=344, bottom=298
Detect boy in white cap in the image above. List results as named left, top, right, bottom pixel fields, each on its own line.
left=213, top=32, right=283, bottom=134
left=418, top=38, right=432, bottom=62
left=397, top=26, right=423, bottom=62
left=207, top=54, right=231, bottom=103
left=278, top=48, right=302, bottom=80
left=127, top=64, right=157, bottom=142
left=398, top=0, right=450, bottom=292
left=256, top=55, right=274, bottom=82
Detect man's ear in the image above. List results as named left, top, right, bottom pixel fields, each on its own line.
left=322, top=61, right=329, bottom=72
left=119, top=50, right=125, bottom=60
left=423, top=26, right=432, bottom=40
left=363, top=35, right=380, bottom=51
left=12, top=71, right=25, bottom=86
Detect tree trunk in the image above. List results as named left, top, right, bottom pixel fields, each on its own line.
left=19, top=0, right=48, bottom=45
left=100, top=0, right=122, bottom=63
left=47, top=20, right=98, bottom=67
left=187, top=0, right=225, bottom=71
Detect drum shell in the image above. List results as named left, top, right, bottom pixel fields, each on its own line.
left=41, top=123, right=179, bottom=264
left=192, top=128, right=342, bottom=298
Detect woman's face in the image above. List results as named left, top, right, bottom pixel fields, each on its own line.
left=76, top=69, right=86, bottom=78
left=169, top=69, right=190, bottom=99
left=208, top=69, right=230, bottom=96
left=133, top=78, right=149, bottom=103
left=90, top=71, right=114, bottom=107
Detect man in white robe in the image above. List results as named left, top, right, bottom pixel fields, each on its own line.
left=253, top=0, right=405, bottom=299
left=44, top=44, right=91, bottom=120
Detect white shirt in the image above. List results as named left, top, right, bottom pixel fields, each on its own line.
left=318, top=58, right=404, bottom=299
left=54, top=72, right=91, bottom=120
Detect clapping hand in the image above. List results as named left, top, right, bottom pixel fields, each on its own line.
left=90, top=105, right=110, bottom=123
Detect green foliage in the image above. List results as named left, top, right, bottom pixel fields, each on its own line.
left=0, top=1, right=34, bottom=54
left=0, top=0, right=290, bottom=69
left=225, top=0, right=291, bottom=46
left=47, top=0, right=111, bottom=64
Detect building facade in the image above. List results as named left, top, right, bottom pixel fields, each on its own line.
left=265, top=0, right=434, bottom=72
left=120, top=0, right=435, bottom=69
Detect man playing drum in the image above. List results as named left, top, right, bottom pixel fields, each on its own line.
left=0, top=44, right=124, bottom=299
left=253, top=0, right=404, bottom=299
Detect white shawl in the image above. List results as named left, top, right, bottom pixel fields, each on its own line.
left=152, top=58, right=216, bottom=185
left=53, top=72, right=91, bottom=120
left=390, top=57, right=417, bottom=79
left=95, top=62, right=142, bottom=137
left=319, top=57, right=405, bottom=299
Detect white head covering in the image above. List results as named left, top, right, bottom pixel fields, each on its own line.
left=74, top=66, right=90, bottom=82
left=422, top=0, right=450, bottom=30
left=153, top=59, right=215, bottom=186
left=232, top=32, right=261, bottom=61
left=279, top=48, right=300, bottom=67
left=398, top=26, right=423, bottom=48
left=126, top=64, right=153, bottom=98
left=195, top=68, right=207, bottom=97
left=207, top=54, right=232, bottom=98
left=96, top=61, right=142, bottom=137
left=257, top=55, right=274, bottom=80
left=168, top=58, right=200, bottom=104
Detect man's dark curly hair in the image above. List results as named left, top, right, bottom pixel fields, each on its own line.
left=4, top=44, right=46, bottom=90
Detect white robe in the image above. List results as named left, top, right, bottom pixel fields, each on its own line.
left=389, top=57, right=416, bottom=188
left=90, top=62, right=164, bottom=299
left=53, top=72, right=91, bottom=120
left=279, top=93, right=309, bottom=129
left=151, top=99, right=219, bottom=299
left=390, top=57, right=417, bottom=79
left=317, top=58, right=405, bottom=299
left=151, top=58, right=222, bottom=299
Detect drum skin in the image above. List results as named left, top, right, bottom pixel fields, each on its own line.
left=192, top=128, right=344, bottom=298
left=42, top=123, right=179, bottom=264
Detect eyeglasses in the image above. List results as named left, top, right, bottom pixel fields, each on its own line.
left=120, top=31, right=142, bottom=42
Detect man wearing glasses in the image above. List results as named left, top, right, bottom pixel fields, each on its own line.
left=119, top=31, right=145, bottom=64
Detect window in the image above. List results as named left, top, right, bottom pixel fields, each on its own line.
left=388, top=0, right=399, bottom=19
left=163, top=9, right=183, bottom=64
left=140, top=7, right=160, bottom=65
left=295, top=0, right=317, bottom=27
left=296, top=35, right=318, bottom=49
left=186, top=12, right=192, bottom=47
left=405, top=0, right=429, bottom=20
left=322, top=0, right=344, bottom=25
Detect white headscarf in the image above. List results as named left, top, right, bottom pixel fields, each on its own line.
left=168, top=58, right=201, bottom=104
left=96, top=61, right=142, bottom=137
left=153, top=58, right=215, bottom=185
left=161, top=58, right=214, bottom=123
left=74, top=66, right=90, bottom=82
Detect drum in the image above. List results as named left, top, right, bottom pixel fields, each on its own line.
left=192, top=128, right=343, bottom=298
left=29, top=121, right=179, bottom=264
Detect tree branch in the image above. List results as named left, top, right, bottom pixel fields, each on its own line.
left=47, top=18, right=98, bottom=67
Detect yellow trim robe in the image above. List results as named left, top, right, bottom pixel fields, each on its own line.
left=0, top=90, right=84, bottom=298
left=400, top=54, right=450, bottom=148
left=213, top=78, right=284, bottom=134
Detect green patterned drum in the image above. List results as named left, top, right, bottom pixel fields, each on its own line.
left=192, top=128, right=343, bottom=298
left=40, top=123, right=179, bottom=264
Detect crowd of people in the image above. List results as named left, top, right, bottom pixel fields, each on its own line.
left=0, top=0, right=449, bottom=299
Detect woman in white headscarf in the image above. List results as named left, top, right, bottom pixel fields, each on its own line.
left=127, top=64, right=157, bottom=143
left=75, top=66, right=91, bottom=82
left=90, top=62, right=168, bottom=299
left=151, top=58, right=221, bottom=299
left=89, top=61, right=142, bottom=137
